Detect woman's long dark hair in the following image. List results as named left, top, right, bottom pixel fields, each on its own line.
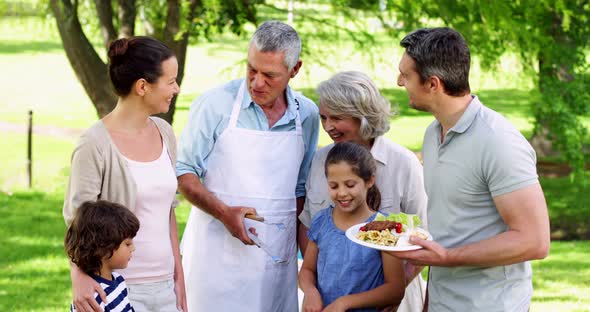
left=325, top=142, right=381, bottom=211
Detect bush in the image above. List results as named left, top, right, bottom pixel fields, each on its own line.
left=1, top=0, right=43, bottom=17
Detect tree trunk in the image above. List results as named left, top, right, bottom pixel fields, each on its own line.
left=529, top=125, right=559, bottom=158
left=94, top=0, right=117, bottom=49
left=118, top=0, right=136, bottom=37
left=50, top=0, right=117, bottom=118
left=154, top=0, right=201, bottom=124
left=529, top=12, right=576, bottom=159
left=529, top=55, right=559, bottom=158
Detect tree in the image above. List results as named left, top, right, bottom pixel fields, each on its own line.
left=48, top=0, right=380, bottom=123
left=49, top=0, right=259, bottom=124
left=50, top=0, right=589, bottom=179
left=267, top=0, right=590, bottom=179
left=371, top=0, right=590, bottom=180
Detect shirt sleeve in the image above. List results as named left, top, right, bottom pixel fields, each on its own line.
left=63, top=134, right=104, bottom=226
left=401, top=153, right=429, bottom=229
left=482, top=129, right=539, bottom=198
left=299, top=169, right=314, bottom=228
left=295, top=101, right=319, bottom=197
left=307, top=208, right=326, bottom=243
left=299, top=147, right=328, bottom=228
left=176, top=92, right=224, bottom=178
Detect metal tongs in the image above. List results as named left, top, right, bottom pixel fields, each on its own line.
left=248, top=234, right=287, bottom=264
left=244, top=213, right=286, bottom=230
left=244, top=213, right=287, bottom=264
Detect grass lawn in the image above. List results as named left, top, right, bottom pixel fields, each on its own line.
left=1, top=190, right=589, bottom=311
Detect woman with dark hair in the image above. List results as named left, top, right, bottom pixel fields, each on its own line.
left=63, top=36, right=186, bottom=312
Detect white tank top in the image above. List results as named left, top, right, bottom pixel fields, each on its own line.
left=116, top=142, right=177, bottom=284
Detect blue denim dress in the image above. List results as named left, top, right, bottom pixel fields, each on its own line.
left=308, top=206, right=384, bottom=312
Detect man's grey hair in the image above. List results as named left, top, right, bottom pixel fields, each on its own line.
left=317, top=71, right=392, bottom=140
left=250, top=20, right=301, bottom=71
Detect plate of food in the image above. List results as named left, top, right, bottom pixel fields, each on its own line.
left=345, top=213, right=432, bottom=251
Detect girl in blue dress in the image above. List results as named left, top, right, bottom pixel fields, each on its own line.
left=299, top=142, right=406, bottom=312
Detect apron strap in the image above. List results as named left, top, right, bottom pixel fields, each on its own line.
left=291, top=93, right=303, bottom=135
left=228, top=81, right=247, bottom=129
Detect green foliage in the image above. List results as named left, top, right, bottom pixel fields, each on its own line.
left=0, top=0, right=44, bottom=17
left=535, top=74, right=590, bottom=182
left=541, top=173, right=590, bottom=240
left=213, top=0, right=259, bottom=35
left=135, top=0, right=169, bottom=37
left=257, top=2, right=380, bottom=72
left=127, top=0, right=261, bottom=41
left=332, top=0, right=381, bottom=11
left=38, top=0, right=590, bottom=178
left=362, top=0, right=590, bottom=181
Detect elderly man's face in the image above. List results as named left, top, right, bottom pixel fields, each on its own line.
left=246, top=44, right=300, bottom=108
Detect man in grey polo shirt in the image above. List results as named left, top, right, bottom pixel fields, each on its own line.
left=388, top=27, right=550, bottom=311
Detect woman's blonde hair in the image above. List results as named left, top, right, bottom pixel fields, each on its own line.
left=317, top=71, right=393, bottom=140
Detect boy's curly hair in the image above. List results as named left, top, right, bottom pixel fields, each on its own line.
left=64, top=200, right=140, bottom=275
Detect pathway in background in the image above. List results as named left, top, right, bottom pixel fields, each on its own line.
left=0, top=121, right=83, bottom=139
left=1, top=121, right=572, bottom=177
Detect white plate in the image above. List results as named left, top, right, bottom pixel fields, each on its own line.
left=345, top=222, right=433, bottom=252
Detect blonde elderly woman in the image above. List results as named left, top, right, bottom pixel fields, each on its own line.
left=298, top=71, right=427, bottom=311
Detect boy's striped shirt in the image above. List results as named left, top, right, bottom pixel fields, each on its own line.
left=70, top=272, right=134, bottom=312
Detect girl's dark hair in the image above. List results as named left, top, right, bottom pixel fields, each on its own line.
left=325, top=142, right=381, bottom=211
left=107, top=36, right=175, bottom=96
left=64, top=200, right=140, bottom=276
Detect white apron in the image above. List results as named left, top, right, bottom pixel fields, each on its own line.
left=181, top=81, right=304, bottom=312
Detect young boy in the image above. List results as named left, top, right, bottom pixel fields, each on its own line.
left=65, top=200, right=140, bottom=312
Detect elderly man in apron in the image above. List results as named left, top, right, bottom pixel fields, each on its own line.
left=176, top=21, right=319, bottom=312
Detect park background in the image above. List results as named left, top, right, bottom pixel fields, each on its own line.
left=0, top=0, right=589, bottom=311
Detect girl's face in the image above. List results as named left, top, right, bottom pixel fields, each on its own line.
left=144, top=57, right=180, bottom=114
left=326, top=161, right=374, bottom=214
left=105, top=238, right=135, bottom=270
left=319, top=104, right=370, bottom=146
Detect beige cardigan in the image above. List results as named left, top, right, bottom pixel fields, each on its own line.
left=63, top=117, right=177, bottom=225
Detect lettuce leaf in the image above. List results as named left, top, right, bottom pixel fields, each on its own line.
left=375, top=212, right=422, bottom=227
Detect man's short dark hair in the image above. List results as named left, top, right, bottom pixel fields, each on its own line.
left=400, top=27, right=471, bottom=96
left=64, top=200, right=140, bottom=275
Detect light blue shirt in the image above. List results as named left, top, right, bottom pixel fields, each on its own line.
left=177, top=78, right=319, bottom=197
left=308, top=207, right=383, bottom=312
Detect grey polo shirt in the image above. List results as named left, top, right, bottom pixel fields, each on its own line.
left=422, top=96, right=539, bottom=311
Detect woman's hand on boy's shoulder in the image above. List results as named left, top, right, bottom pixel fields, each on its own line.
left=71, top=267, right=107, bottom=312
left=302, top=289, right=323, bottom=312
